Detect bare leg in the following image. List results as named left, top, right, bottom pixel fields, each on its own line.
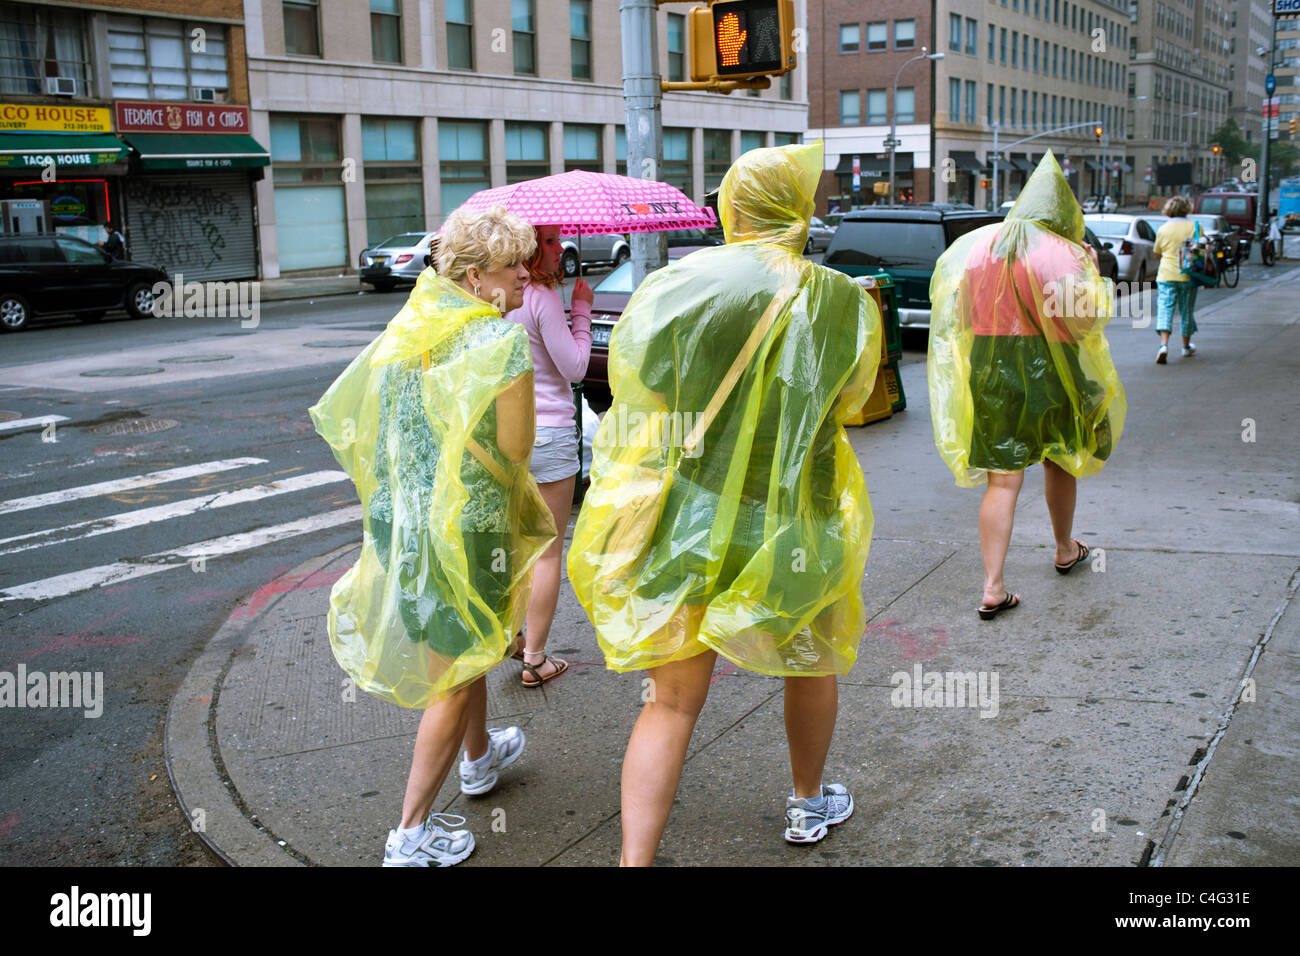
left=979, top=471, right=1024, bottom=607
left=399, top=681, right=477, bottom=829
left=784, top=674, right=838, bottom=799
left=1042, top=460, right=1082, bottom=565
left=1159, top=330, right=1171, bottom=346
left=460, top=677, right=489, bottom=762
left=620, top=649, right=716, bottom=866
left=522, top=474, right=576, bottom=679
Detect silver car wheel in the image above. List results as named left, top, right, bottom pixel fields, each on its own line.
left=1, top=297, right=27, bottom=330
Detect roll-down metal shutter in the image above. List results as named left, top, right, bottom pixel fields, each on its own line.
left=123, top=171, right=257, bottom=282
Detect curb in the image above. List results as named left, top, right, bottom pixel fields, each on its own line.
left=164, top=543, right=359, bottom=867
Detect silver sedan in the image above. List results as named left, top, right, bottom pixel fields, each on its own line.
left=1083, top=214, right=1163, bottom=284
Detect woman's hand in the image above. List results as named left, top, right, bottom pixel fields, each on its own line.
left=572, top=278, right=594, bottom=308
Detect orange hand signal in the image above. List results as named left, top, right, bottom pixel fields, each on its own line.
left=716, top=12, right=747, bottom=67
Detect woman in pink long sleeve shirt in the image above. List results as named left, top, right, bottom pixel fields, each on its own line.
left=503, top=225, right=593, bottom=686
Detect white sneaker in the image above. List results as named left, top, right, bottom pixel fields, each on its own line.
left=459, top=726, right=525, bottom=796
left=1182, top=343, right=1197, bottom=357
left=382, top=813, right=475, bottom=867
left=1156, top=345, right=1168, bottom=364
left=784, top=783, right=855, bottom=844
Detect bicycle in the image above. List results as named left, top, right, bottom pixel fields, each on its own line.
left=1211, top=235, right=1239, bottom=287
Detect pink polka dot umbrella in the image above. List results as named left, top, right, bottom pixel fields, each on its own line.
left=454, top=170, right=717, bottom=236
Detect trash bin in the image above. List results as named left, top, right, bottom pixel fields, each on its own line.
left=844, top=274, right=900, bottom=426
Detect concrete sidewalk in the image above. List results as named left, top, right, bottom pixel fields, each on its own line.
left=166, top=271, right=1300, bottom=866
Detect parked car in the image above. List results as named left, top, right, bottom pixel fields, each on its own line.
left=664, top=228, right=723, bottom=249
left=1194, top=192, right=1259, bottom=237
left=821, top=207, right=1001, bottom=330
left=1187, top=213, right=1234, bottom=244
left=804, top=216, right=836, bottom=254
left=1082, top=195, right=1118, bottom=214
left=560, top=233, right=630, bottom=277
left=0, top=235, right=168, bottom=333
left=1082, top=214, right=1163, bottom=283
left=359, top=230, right=438, bottom=291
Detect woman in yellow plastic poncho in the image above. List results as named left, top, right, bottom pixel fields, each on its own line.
left=568, top=143, right=882, bottom=862
left=928, top=151, right=1126, bottom=620
left=309, top=206, right=556, bottom=866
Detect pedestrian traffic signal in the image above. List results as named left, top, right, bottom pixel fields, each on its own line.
left=689, top=0, right=796, bottom=82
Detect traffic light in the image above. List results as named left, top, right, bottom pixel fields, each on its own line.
left=1094, top=126, right=1104, bottom=143
left=689, top=0, right=796, bottom=82
left=1291, top=116, right=1299, bottom=136
left=1211, top=144, right=1222, bottom=155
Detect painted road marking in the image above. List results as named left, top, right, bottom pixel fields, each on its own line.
left=0, top=506, right=362, bottom=603
left=0, top=457, right=267, bottom=516
left=0, top=471, right=349, bottom=556
left=0, top=414, right=69, bottom=434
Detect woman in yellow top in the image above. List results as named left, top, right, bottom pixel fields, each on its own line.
left=569, top=143, right=881, bottom=861
left=1150, top=196, right=1199, bottom=363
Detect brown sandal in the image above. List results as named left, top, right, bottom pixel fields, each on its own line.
left=521, top=654, right=568, bottom=688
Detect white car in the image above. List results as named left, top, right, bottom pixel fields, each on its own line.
left=1081, top=195, right=1118, bottom=214
left=1083, top=214, right=1163, bottom=283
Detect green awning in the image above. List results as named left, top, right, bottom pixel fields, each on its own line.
left=122, top=133, right=270, bottom=170
left=0, top=132, right=127, bottom=170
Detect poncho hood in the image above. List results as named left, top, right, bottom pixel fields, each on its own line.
left=718, top=141, right=823, bottom=251
left=1003, top=150, right=1084, bottom=244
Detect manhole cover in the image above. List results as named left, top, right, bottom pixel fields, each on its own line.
left=80, top=367, right=165, bottom=377
left=304, top=340, right=371, bottom=349
left=159, top=354, right=234, bottom=364
left=0, top=410, right=20, bottom=423
left=91, top=417, right=180, bottom=436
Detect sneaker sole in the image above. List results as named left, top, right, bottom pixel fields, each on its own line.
left=783, top=794, right=854, bottom=844
left=382, top=833, right=476, bottom=867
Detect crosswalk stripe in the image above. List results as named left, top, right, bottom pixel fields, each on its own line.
left=0, top=457, right=268, bottom=516
left=0, top=414, right=69, bottom=434
left=0, top=506, right=363, bottom=604
left=0, top=471, right=350, bottom=557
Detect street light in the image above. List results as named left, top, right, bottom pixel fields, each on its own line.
left=886, top=47, right=943, bottom=207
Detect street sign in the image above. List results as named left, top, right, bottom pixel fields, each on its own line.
left=1266, top=73, right=1277, bottom=95
left=1274, top=0, right=1300, bottom=15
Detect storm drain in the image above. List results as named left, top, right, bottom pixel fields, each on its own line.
left=80, top=367, right=165, bottom=377
left=91, top=417, right=180, bottom=436
left=159, top=355, right=235, bottom=364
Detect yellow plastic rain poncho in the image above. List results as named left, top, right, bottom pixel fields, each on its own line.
left=928, top=151, right=1126, bottom=487
left=568, top=142, right=882, bottom=677
left=309, top=271, right=555, bottom=707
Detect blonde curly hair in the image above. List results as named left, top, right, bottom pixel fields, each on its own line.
left=435, top=204, right=536, bottom=281
left=1162, top=196, right=1192, bottom=218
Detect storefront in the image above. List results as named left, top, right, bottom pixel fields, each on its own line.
left=0, top=103, right=127, bottom=241
left=829, top=153, right=915, bottom=208
left=115, top=102, right=269, bottom=282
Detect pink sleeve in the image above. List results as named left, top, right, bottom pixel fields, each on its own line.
left=531, top=284, right=592, bottom=382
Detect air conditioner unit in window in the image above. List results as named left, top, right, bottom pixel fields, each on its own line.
left=193, top=87, right=216, bottom=102
left=45, top=76, right=77, bottom=96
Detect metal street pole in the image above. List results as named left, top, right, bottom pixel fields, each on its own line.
left=992, top=123, right=1000, bottom=210
left=992, top=121, right=1100, bottom=210
left=1256, top=15, right=1278, bottom=250
left=888, top=49, right=942, bottom=207
left=621, top=0, right=664, bottom=285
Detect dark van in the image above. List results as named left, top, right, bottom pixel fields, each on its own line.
left=822, top=208, right=1001, bottom=330
left=1194, top=192, right=1258, bottom=236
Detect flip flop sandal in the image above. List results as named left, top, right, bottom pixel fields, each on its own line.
left=521, top=655, right=568, bottom=688
left=1054, top=541, right=1090, bottom=575
left=977, top=592, right=1020, bottom=620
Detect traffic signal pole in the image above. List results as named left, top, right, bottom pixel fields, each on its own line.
left=1256, top=13, right=1278, bottom=252
left=621, top=0, right=667, bottom=283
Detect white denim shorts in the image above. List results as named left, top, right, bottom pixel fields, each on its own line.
left=529, top=424, right=580, bottom=483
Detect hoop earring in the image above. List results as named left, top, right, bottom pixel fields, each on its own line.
left=473, top=283, right=481, bottom=297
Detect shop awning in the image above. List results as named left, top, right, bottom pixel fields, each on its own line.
left=832, top=153, right=914, bottom=175
left=1085, top=160, right=1106, bottom=171
left=949, top=151, right=987, bottom=174
left=0, top=132, right=127, bottom=171
left=1009, top=153, right=1036, bottom=174
left=122, top=133, right=270, bottom=170
left=1110, top=159, right=1133, bottom=172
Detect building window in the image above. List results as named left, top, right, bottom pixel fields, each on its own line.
left=1033, top=37, right=1039, bottom=72
left=568, top=0, right=592, bottom=80
left=107, top=15, right=228, bottom=100
left=999, top=85, right=1005, bottom=126
left=965, top=80, right=976, bottom=124
left=662, top=127, right=691, bottom=194
left=1011, top=31, right=1017, bottom=67
left=894, top=19, right=915, bottom=50
left=563, top=123, right=601, bottom=172
left=895, top=87, right=915, bottom=123
left=703, top=129, right=730, bottom=192
left=439, top=119, right=488, bottom=216
left=841, top=23, right=860, bottom=53
left=446, top=0, right=474, bottom=70
left=840, top=90, right=860, bottom=125
left=773, top=132, right=799, bottom=146
left=949, top=78, right=961, bottom=122
left=615, top=126, right=626, bottom=175
left=866, top=88, right=887, bottom=124
left=987, top=82, right=994, bottom=125
left=1000, top=28, right=1006, bottom=64
left=505, top=121, right=547, bottom=182
left=965, top=18, right=976, bottom=56
left=988, top=24, right=994, bottom=61
left=1010, top=88, right=1017, bottom=127
left=283, top=0, right=320, bottom=57
left=667, top=13, right=684, bottom=81
left=370, top=0, right=401, bottom=63
left=362, top=116, right=421, bottom=244
left=0, top=3, right=95, bottom=96
left=1032, top=91, right=1037, bottom=128
left=512, top=0, right=535, bottom=75
left=949, top=14, right=961, bottom=52
left=740, top=131, right=764, bottom=153
left=866, top=22, right=886, bottom=52
left=270, top=114, right=344, bottom=270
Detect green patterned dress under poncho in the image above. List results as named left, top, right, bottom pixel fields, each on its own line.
left=309, top=271, right=556, bottom=707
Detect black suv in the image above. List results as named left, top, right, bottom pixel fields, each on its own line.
left=822, top=208, right=1000, bottom=331
left=0, top=235, right=168, bottom=332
